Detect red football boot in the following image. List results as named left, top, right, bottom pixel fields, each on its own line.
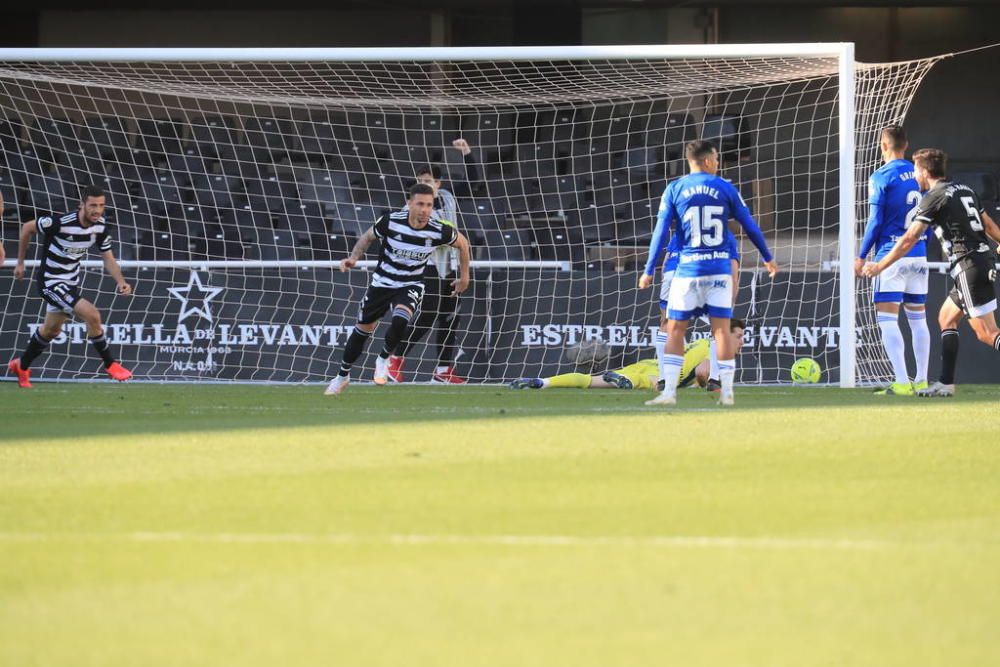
left=8, top=359, right=32, bottom=388
left=386, top=355, right=405, bottom=383
left=106, top=362, right=133, bottom=382
left=432, top=366, right=467, bottom=384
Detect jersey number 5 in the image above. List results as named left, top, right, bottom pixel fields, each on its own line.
left=683, top=205, right=725, bottom=248
left=960, top=196, right=985, bottom=231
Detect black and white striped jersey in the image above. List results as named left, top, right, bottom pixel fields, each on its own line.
left=36, top=212, right=113, bottom=287
left=370, top=209, right=458, bottom=289
left=914, top=181, right=990, bottom=266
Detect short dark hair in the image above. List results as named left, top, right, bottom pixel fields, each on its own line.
left=408, top=182, right=435, bottom=199
left=416, top=165, right=442, bottom=180
left=80, top=185, right=105, bottom=201
left=912, top=148, right=947, bottom=179
left=685, top=140, right=717, bottom=161
left=730, top=317, right=746, bottom=332
left=881, top=125, right=907, bottom=151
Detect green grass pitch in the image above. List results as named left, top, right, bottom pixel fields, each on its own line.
left=2, top=382, right=999, bottom=666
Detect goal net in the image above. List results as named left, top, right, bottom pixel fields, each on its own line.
left=0, top=46, right=940, bottom=385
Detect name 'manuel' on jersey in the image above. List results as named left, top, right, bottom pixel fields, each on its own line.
left=36, top=212, right=113, bottom=287
left=645, top=171, right=772, bottom=278
left=370, top=209, right=458, bottom=289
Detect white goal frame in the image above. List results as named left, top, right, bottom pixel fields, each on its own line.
left=0, top=43, right=859, bottom=387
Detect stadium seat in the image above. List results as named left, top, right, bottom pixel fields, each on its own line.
left=663, top=113, right=695, bottom=161
left=135, top=118, right=185, bottom=164
left=478, top=228, right=530, bottom=262
left=187, top=116, right=242, bottom=160
left=703, top=114, right=752, bottom=161
left=0, top=167, right=20, bottom=218
left=244, top=116, right=300, bottom=162
left=530, top=224, right=585, bottom=267
left=29, top=118, right=82, bottom=164
left=81, top=116, right=133, bottom=162
left=27, top=171, right=71, bottom=216
left=0, top=119, right=26, bottom=155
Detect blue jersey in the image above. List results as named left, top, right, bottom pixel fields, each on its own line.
left=859, top=159, right=925, bottom=261
left=645, top=172, right=771, bottom=278
left=662, top=233, right=739, bottom=273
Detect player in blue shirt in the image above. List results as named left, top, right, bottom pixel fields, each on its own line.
left=855, top=125, right=930, bottom=395
left=639, top=140, right=778, bottom=406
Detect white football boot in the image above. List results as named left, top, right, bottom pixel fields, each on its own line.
left=644, top=392, right=677, bottom=406
left=373, top=357, right=389, bottom=386
left=324, top=375, right=350, bottom=395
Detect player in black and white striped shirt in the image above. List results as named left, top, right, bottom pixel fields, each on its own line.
left=325, top=182, right=471, bottom=395
left=8, top=185, right=133, bottom=388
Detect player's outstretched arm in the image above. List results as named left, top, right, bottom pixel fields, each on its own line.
left=13, top=220, right=37, bottom=280
left=451, top=232, right=472, bottom=296
left=340, top=226, right=377, bottom=272
left=101, top=249, right=132, bottom=295
left=865, top=221, right=927, bottom=277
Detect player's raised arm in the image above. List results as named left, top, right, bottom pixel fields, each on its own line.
left=340, top=223, right=379, bottom=272
left=729, top=183, right=778, bottom=277
left=639, top=188, right=675, bottom=289
left=450, top=231, right=471, bottom=296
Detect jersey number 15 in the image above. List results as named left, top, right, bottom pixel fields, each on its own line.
left=683, top=205, right=725, bottom=248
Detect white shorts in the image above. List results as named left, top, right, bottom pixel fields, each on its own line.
left=658, top=270, right=675, bottom=310
left=873, top=256, right=928, bottom=305
left=667, top=274, right=733, bottom=321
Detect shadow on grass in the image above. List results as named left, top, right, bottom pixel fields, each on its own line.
left=2, top=382, right=998, bottom=443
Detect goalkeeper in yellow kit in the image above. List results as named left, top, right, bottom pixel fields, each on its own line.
left=510, top=319, right=745, bottom=391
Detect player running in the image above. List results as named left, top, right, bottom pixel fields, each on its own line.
left=325, top=182, right=471, bottom=395
left=639, top=140, right=777, bottom=406
left=8, top=185, right=133, bottom=388
left=864, top=148, right=1000, bottom=397
left=510, top=319, right=745, bottom=391
left=856, top=125, right=930, bottom=395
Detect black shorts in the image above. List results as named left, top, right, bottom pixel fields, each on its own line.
left=948, top=254, right=998, bottom=318
left=39, top=282, right=81, bottom=314
left=358, top=284, right=425, bottom=325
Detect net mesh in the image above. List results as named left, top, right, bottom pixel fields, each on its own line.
left=0, top=51, right=940, bottom=384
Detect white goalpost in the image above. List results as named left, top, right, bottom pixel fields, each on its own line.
left=0, top=44, right=941, bottom=386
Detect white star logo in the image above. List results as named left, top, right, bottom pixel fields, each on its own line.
left=167, top=271, right=224, bottom=323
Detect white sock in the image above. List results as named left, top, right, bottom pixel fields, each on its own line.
left=435, top=365, right=450, bottom=374
left=877, top=312, right=910, bottom=385
left=718, top=359, right=736, bottom=397
left=905, top=308, right=930, bottom=385
left=709, top=338, right=720, bottom=380
left=661, top=354, right=683, bottom=397
left=654, top=331, right=668, bottom=381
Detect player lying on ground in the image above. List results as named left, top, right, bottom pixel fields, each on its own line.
left=510, top=319, right=746, bottom=391
left=639, top=139, right=777, bottom=407
left=8, top=185, right=133, bottom=388
left=324, top=182, right=471, bottom=396
left=855, top=125, right=931, bottom=396
left=864, top=147, right=1000, bottom=397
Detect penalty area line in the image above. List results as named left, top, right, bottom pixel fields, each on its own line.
left=0, top=531, right=892, bottom=551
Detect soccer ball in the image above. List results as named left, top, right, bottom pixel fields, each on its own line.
left=790, top=358, right=821, bottom=384
left=565, top=339, right=610, bottom=369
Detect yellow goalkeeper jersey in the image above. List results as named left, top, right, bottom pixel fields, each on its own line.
left=615, top=338, right=711, bottom=390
